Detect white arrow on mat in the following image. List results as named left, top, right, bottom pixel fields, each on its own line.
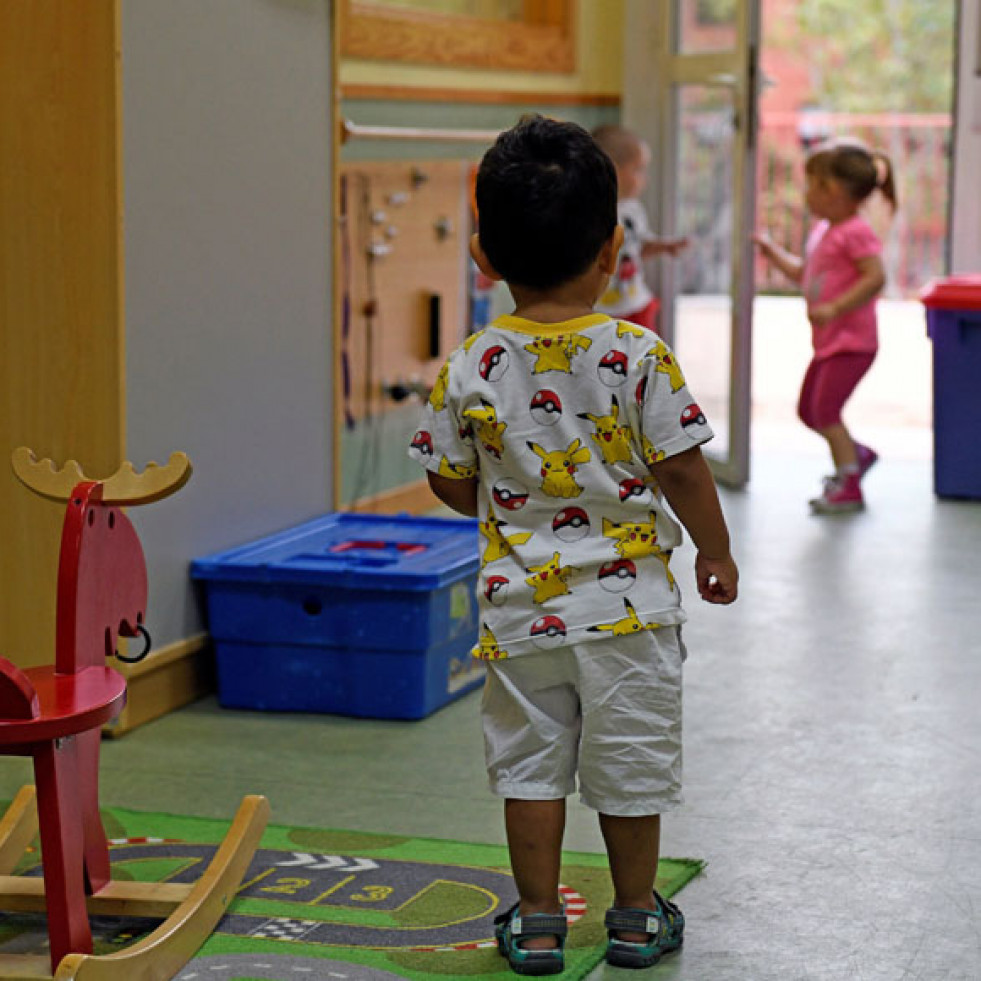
left=274, top=853, right=379, bottom=872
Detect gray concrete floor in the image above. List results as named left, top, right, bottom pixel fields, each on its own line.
left=2, top=440, right=980, bottom=980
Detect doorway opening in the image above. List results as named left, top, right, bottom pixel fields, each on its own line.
left=752, top=0, right=957, bottom=470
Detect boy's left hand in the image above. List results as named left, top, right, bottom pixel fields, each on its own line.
left=695, top=552, right=738, bottom=604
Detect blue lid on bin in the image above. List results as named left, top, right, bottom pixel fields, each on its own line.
left=191, top=512, right=479, bottom=591
left=920, top=275, right=981, bottom=310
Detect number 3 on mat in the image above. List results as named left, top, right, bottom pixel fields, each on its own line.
left=352, top=885, right=393, bottom=902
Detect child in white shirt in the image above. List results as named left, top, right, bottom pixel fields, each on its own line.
left=593, top=124, right=688, bottom=332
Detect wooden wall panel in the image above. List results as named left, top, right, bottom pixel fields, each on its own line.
left=338, top=159, right=469, bottom=424
left=0, top=1, right=123, bottom=666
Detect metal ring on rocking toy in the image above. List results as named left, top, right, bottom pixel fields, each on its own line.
left=114, top=624, right=152, bottom=663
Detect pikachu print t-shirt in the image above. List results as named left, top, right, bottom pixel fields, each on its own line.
left=408, top=313, right=713, bottom=661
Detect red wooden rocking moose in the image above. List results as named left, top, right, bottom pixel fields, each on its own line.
left=0, top=448, right=269, bottom=980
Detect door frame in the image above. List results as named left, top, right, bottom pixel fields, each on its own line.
left=623, top=0, right=760, bottom=487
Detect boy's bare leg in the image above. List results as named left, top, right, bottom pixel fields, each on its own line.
left=504, top=798, right=566, bottom=950
left=599, top=812, right=660, bottom=942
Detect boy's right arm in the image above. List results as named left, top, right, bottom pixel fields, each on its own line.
left=426, top=471, right=478, bottom=517
left=649, top=446, right=738, bottom=604
left=752, top=232, right=804, bottom=284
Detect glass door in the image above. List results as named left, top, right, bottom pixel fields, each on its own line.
left=648, top=0, right=760, bottom=487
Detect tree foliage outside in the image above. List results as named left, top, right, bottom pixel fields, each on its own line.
left=785, top=0, right=955, bottom=113
left=696, top=0, right=738, bottom=24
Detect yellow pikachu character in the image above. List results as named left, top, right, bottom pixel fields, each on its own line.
left=463, top=399, right=508, bottom=460
left=477, top=623, right=508, bottom=660
left=645, top=339, right=686, bottom=394
left=527, top=438, right=591, bottom=498
left=525, top=551, right=579, bottom=605
left=653, top=550, right=676, bottom=591
left=640, top=434, right=666, bottom=466
left=524, top=333, right=593, bottom=374
left=577, top=395, right=634, bottom=465
left=429, top=362, right=450, bottom=412
left=616, top=320, right=648, bottom=339
left=438, top=456, right=477, bottom=480
left=588, top=597, right=662, bottom=636
left=602, top=512, right=660, bottom=559
left=480, top=505, right=533, bottom=564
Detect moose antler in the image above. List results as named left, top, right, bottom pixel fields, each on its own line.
left=11, top=447, right=192, bottom=505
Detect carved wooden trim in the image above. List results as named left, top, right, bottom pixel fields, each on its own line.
left=341, top=0, right=576, bottom=73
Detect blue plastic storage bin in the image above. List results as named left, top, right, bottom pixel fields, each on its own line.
left=922, top=276, right=981, bottom=499
left=191, top=513, right=482, bottom=719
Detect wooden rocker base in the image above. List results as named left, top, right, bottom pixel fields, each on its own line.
left=0, top=786, right=270, bottom=981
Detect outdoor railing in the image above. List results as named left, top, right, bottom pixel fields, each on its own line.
left=756, top=111, right=951, bottom=297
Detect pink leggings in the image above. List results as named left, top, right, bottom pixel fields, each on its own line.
left=798, top=352, right=876, bottom=431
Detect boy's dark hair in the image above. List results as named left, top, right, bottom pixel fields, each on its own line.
left=475, top=115, right=618, bottom=290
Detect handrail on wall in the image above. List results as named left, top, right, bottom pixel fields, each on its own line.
left=342, top=119, right=499, bottom=144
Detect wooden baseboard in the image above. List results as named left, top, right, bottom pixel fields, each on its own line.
left=103, top=633, right=215, bottom=738
left=345, top=478, right=439, bottom=516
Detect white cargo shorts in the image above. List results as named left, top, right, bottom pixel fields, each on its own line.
left=481, top=627, right=685, bottom=817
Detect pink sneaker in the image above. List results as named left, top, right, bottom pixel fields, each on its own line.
left=854, top=443, right=879, bottom=480
left=810, top=472, right=864, bottom=514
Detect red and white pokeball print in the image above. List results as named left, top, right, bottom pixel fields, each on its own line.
left=479, top=345, right=509, bottom=382
left=681, top=402, right=708, bottom=431
left=529, top=389, right=562, bottom=426
left=618, top=477, right=650, bottom=503
left=598, top=558, right=637, bottom=593
left=598, top=350, right=629, bottom=387
left=484, top=575, right=510, bottom=606
left=530, top=614, right=567, bottom=649
left=552, top=506, right=590, bottom=543
left=492, top=478, right=529, bottom=512
left=410, top=430, right=433, bottom=458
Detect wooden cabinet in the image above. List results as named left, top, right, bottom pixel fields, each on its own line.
left=0, top=1, right=124, bottom=668
left=2, top=1, right=336, bottom=733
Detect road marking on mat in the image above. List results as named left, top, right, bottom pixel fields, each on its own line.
left=410, top=883, right=587, bottom=951
left=108, top=837, right=181, bottom=845
left=560, top=883, right=587, bottom=922
left=248, top=918, right=322, bottom=941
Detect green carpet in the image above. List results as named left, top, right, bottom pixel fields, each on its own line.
left=1, top=805, right=704, bottom=980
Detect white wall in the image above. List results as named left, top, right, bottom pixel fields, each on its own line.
left=951, top=0, right=981, bottom=272
left=121, top=1, right=333, bottom=644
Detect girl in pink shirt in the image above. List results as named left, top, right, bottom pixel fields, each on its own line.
left=754, top=138, right=897, bottom=513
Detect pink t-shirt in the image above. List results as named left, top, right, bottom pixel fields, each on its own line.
left=802, top=215, right=882, bottom=359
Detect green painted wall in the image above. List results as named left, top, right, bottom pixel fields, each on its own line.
left=341, top=409, right=426, bottom=506
left=338, top=98, right=618, bottom=507
left=340, top=99, right=618, bottom=162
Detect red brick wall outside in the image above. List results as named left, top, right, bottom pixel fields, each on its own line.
left=683, top=0, right=951, bottom=295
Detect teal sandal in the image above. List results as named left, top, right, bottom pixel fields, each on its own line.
left=494, top=902, right=568, bottom=976
left=604, top=890, right=684, bottom=969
